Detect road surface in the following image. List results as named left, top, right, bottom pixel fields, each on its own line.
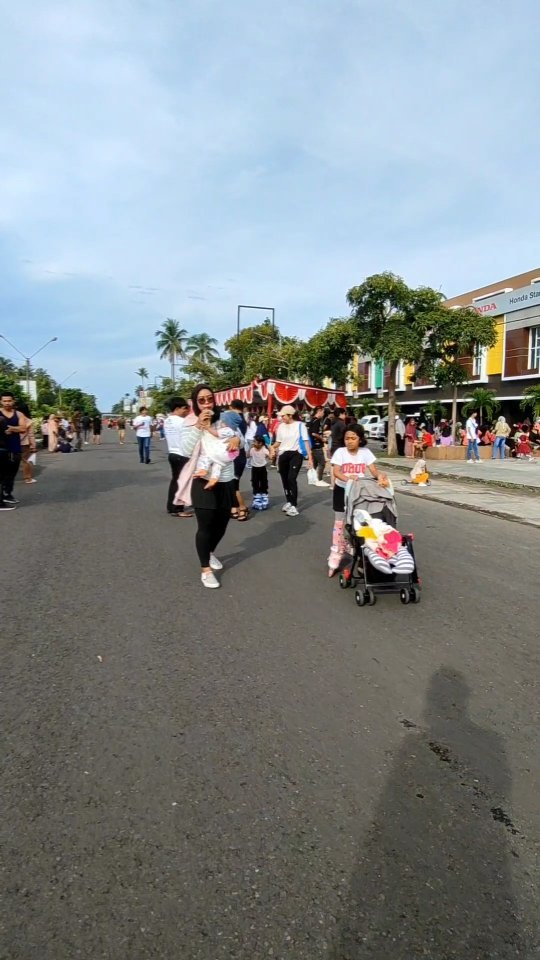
left=1, top=433, right=538, bottom=959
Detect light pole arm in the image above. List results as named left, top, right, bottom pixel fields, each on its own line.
left=29, top=337, right=58, bottom=361
left=0, top=334, right=27, bottom=362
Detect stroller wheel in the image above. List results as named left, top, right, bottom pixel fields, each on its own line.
left=401, top=479, right=408, bottom=486
left=410, top=585, right=421, bottom=603
left=426, top=479, right=432, bottom=486
left=355, top=590, right=366, bottom=607
left=400, top=588, right=410, bottom=605
left=339, top=573, right=349, bottom=589
left=366, top=587, right=376, bottom=606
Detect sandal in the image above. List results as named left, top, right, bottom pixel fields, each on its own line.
left=236, top=507, right=250, bottom=521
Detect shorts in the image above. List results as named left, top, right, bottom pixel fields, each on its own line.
left=332, top=485, right=345, bottom=513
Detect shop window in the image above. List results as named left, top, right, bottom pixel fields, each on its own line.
left=529, top=326, right=540, bottom=369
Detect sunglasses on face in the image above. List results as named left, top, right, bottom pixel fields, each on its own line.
left=198, top=396, right=214, bottom=405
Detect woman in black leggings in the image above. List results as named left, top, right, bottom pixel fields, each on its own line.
left=179, top=384, right=240, bottom=589
left=273, top=405, right=314, bottom=517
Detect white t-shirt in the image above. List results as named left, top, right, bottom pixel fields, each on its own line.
left=465, top=417, right=477, bottom=441
left=331, top=446, right=376, bottom=488
left=163, top=414, right=185, bottom=454
left=250, top=446, right=270, bottom=467
left=133, top=415, right=153, bottom=438
left=276, top=421, right=310, bottom=455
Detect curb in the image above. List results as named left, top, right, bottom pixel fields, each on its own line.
left=381, top=459, right=540, bottom=495
left=395, top=485, right=540, bottom=529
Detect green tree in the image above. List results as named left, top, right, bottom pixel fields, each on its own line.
left=462, top=388, right=500, bottom=424
left=0, top=356, right=17, bottom=377
left=298, top=318, right=358, bottom=387
left=223, top=322, right=280, bottom=384
left=347, top=273, right=445, bottom=455
left=186, top=333, right=220, bottom=364
left=424, top=400, right=448, bottom=423
left=135, top=367, right=149, bottom=392
left=520, top=384, right=540, bottom=419
left=420, top=307, right=498, bottom=429
left=155, top=319, right=188, bottom=384
left=352, top=398, right=379, bottom=417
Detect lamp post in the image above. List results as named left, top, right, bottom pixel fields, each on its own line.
left=0, top=334, right=58, bottom=397
left=58, top=370, right=77, bottom=407
left=237, top=305, right=275, bottom=339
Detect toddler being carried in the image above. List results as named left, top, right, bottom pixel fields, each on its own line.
left=193, top=422, right=239, bottom=488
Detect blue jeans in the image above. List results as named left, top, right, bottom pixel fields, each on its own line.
left=138, top=435, right=151, bottom=462
left=492, top=436, right=506, bottom=459
left=467, top=439, right=479, bottom=461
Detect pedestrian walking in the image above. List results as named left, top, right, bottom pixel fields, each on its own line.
left=17, top=400, right=37, bottom=483
left=327, top=425, right=383, bottom=576
left=492, top=416, right=510, bottom=460
left=0, top=391, right=30, bottom=508
left=465, top=411, right=480, bottom=463
left=404, top=418, right=417, bottom=457
left=250, top=435, right=270, bottom=509
left=132, top=406, right=152, bottom=463
left=272, top=405, right=314, bottom=517
left=308, top=406, right=330, bottom=486
left=48, top=413, right=59, bottom=452
left=179, top=384, right=240, bottom=589
left=395, top=415, right=406, bottom=456
left=81, top=413, right=91, bottom=444
left=72, top=410, right=83, bottom=451
left=221, top=399, right=249, bottom=521
left=91, top=413, right=102, bottom=445
left=163, top=396, right=193, bottom=518
left=116, top=415, right=126, bottom=444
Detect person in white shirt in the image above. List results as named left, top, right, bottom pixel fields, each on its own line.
left=465, top=411, right=480, bottom=464
left=272, top=405, right=314, bottom=516
left=132, top=406, right=153, bottom=464
left=163, top=396, right=191, bottom=516
left=328, top=424, right=383, bottom=576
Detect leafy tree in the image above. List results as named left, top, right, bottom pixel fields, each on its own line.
left=223, top=322, right=280, bottom=384
left=462, top=388, right=500, bottom=424
left=155, top=319, right=188, bottom=384
left=59, top=387, right=97, bottom=415
left=0, top=356, right=17, bottom=377
left=520, top=384, right=540, bottom=419
left=351, top=398, right=379, bottom=417
left=420, top=307, right=498, bottom=429
left=0, top=373, right=27, bottom=403
left=186, top=333, right=220, bottom=364
left=347, top=273, right=445, bottom=455
left=135, top=367, right=149, bottom=392
left=298, top=318, right=358, bottom=388
left=424, top=400, right=448, bottom=423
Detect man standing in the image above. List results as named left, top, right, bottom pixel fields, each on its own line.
left=132, top=406, right=153, bottom=463
left=163, top=396, right=193, bottom=518
left=395, top=414, right=406, bottom=456
left=116, top=415, right=126, bottom=444
left=72, top=410, right=83, bottom=451
left=0, top=392, right=30, bottom=508
left=331, top=409, right=348, bottom=455
left=308, top=406, right=329, bottom=486
left=81, top=413, right=91, bottom=444
left=465, top=410, right=480, bottom=464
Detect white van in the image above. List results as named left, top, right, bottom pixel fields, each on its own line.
left=359, top=415, right=382, bottom=439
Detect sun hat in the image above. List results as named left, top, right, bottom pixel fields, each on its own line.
left=280, top=405, right=296, bottom=416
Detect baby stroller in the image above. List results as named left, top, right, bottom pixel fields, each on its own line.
left=338, top=477, right=421, bottom=606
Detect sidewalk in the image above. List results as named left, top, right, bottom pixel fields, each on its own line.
left=385, top=469, right=540, bottom=528
left=382, top=456, right=540, bottom=492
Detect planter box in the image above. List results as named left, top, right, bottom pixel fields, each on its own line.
left=425, top=445, right=493, bottom=461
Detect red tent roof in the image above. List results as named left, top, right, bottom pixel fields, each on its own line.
left=214, top=377, right=347, bottom=409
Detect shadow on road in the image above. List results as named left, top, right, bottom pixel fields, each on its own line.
left=221, top=512, right=314, bottom=571
left=332, top=667, right=527, bottom=959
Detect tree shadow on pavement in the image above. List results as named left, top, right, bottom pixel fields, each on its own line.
left=37, top=468, right=160, bottom=503
left=220, top=512, right=313, bottom=572
left=332, top=667, right=527, bottom=959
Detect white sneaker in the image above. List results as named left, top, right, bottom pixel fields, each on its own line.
left=467, top=459, right=474, bottom=463
left=286, top=505, right=299, bottom=516
left=209, top=554, right=223, bottom=571
left=201, top=571, right=220, bottom=589
left=282, top=502, right=292, bottom=512
left=315, top=480, right=330, bottom=487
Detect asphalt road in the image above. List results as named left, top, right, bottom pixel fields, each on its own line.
left=1, top=432, right=538, bottom=959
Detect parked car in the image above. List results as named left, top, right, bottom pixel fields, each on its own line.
left=359, top=414, right=382, bottom=439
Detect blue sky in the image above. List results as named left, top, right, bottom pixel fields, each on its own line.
left=1, top=0, right=538, bottom=408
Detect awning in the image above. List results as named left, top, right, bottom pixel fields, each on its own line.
left=214, top=378, right=347, bottom=410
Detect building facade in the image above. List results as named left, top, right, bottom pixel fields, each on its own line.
left=350, top=268, right=540, bottom=419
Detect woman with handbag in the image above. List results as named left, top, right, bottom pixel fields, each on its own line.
left=272, top=405, right=314, bottom=517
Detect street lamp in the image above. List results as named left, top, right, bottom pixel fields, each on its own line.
left=237, top=305, right=275, bottom=340
left=0, top=334, right=58, bottom=397
left=58, top=370, right=77, bottom=407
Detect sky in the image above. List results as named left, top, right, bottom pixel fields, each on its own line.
left=1, top=0, right=539, bottom=408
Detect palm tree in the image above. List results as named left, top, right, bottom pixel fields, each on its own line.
left=353, top=399, right=378, bottom=417
left=462, top=388, right=500, bottom=424
left=0, top=356, right=16, bottom=376
left=155, top=319, right=188, bottom=385
left=520, top=384, right=540, bottom=420
left=424, top=400, right=448, bottom=423
left=186, top=333, right=220, bottom=364
left=135, top=367, right=149, bottom=393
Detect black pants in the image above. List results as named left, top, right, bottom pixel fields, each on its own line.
left=233, top=449, right=247, bottom=493
left=251, top=465, right=268, bottom=495
left=167, top=453, right=188, bottom=513
left=396, top=435, right=405, bottom=456
left=278, top=451, right=303, bottom=507
left=1, top=452, right=21, bottom=497
left=312, top=447, right=325, bottom=480
left=194, top=508, right=231, bottom=567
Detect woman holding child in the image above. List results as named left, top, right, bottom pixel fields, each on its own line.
left=179, top=384, right=241, bottom=589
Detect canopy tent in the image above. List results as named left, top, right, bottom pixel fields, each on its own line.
left=214, top=378, right=347, bottom=417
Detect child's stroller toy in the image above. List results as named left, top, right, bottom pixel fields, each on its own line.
left=339, top=477, right=421, bottom=606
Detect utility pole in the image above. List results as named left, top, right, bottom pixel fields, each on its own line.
left=0, top=334, right=58, bottom=399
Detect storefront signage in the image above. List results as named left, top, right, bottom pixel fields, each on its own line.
left=472, top=283, right=540, bottom=316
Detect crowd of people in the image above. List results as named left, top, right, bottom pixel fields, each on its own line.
left=401, top=413, right=540, bottom=463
